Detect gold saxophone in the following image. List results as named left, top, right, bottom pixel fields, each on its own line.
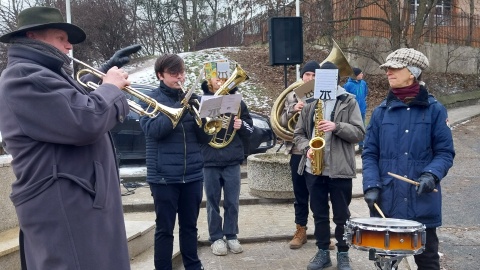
left=309, top=100, right=326, bottom=175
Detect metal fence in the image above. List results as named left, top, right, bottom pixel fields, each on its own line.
left=194, top=2, right=480, bottom=51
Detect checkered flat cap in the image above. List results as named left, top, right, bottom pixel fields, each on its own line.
left=380, top=48, right=429, bottom=70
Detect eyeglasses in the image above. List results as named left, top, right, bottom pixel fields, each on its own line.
left=165, top=71, right=185, bottom=77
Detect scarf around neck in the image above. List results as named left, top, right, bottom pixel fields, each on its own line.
left=10, top=37, right=73, bottom=75
left=391, top=82, right=420, bottom=102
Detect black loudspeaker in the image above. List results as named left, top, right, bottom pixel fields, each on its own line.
left=269, top=17, right=303, bottom=66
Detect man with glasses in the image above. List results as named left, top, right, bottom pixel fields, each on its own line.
left=139, top=54, right=210, bottom=270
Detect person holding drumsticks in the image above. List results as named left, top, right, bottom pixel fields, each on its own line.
left=362, top=48, right=455, bottom=270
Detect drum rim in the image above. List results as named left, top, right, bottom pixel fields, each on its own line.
left=347, top=217, right=425, bottom=232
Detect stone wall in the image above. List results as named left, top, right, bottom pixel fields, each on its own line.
left=347, top=37, right=480, bottom=75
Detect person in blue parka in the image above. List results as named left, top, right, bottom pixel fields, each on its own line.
left=362, top=48, right=455, bottom=270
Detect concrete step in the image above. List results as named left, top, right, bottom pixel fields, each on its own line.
left=0, top=220, right=155, bottom=269
left=0, top=227, right=19, bottom=270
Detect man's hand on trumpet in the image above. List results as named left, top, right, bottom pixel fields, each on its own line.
left=103, top=67, right=131, bottom=90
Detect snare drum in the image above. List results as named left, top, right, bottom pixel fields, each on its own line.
left=344, top=217, right=426, bottom=256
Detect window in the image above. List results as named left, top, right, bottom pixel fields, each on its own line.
left=410, top=0, right=452, bottom=25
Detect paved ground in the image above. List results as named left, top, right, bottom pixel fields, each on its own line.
left=121, top=104, right=480, bottom=270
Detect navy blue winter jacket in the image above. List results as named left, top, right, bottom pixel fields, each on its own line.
left=362, top=86, right=455, bottom=228
left=140, top=81, right=210, bottom=184
left=199, top=81, right=254, bottom=166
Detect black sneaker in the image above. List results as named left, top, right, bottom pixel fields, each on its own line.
left=307, top=249, right=332, bottom=270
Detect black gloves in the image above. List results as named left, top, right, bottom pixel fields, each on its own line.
left=364, top=188, right=380, bottom=212
left=100, top=44, right=142, bottom=71
left=180, top=92, right=200, bottom=110
left=416, top=172, right=438, bottom=195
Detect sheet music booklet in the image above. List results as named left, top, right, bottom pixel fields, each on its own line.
left=198, top=94, right=242, bottom=118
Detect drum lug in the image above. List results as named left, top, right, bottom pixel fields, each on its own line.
left=356, top=228, right=361, bottom=244
left=413, top=232, right=418, bottom=248
left=384, top=231, right=390, bottom=249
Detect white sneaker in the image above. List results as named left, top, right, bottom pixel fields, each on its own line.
left=211, top=239, right=227, bottom=256
left=226, top=239, right=243, bottom=254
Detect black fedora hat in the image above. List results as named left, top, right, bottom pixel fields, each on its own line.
left=0, top=6, right=86, bottom=44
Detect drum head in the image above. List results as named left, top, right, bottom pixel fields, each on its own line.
left=348, top=217, right=424, bottom=232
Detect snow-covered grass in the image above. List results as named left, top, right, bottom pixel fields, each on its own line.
left=126, top=47, right=272, bottom=112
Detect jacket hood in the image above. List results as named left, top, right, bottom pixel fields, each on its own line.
left=201, top=80, right=238, bottom=95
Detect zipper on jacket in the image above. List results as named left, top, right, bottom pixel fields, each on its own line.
left=181, top=122, right=186, bottom=183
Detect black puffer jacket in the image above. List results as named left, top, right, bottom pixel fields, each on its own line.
left=200, top=81, right=254, bottom=167
left=140, top=81, right=210, bottom=184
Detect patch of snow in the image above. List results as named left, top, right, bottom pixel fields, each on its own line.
left=126, top=47, right=272, bottom=110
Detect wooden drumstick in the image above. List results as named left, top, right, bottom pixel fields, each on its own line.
left=388, top=172, right=438, bottom=192
left=374, top=203, right=386, bottom=218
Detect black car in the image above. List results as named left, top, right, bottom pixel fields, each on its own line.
left=111, top=84, right=276, bottom=164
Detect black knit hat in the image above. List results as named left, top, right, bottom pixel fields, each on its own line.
left=0, top=6, right=86, bottom=44
left=319, top=61, right=337, bottom=70
left=353, top=68, right=362, bottom=76
left=301, top=60, right=320, bottom=77
left=320, top=61, right=340, bottom=82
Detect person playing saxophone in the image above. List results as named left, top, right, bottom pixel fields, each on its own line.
left=293, top=61, right=365, bottom=270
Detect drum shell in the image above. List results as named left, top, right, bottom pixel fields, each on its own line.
left=344, top=217, right=426, bottom=256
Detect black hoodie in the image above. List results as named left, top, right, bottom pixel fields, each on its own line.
left=199, top=80, right=254, bottom=166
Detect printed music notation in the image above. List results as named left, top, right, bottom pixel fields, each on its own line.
left=198, top=94, right=242, bottom=118
left=313, top=69, right=338, bottom=100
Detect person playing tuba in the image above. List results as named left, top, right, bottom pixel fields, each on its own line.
left=279, top=60, right=334, bottom=251
left=199, top=60, right=253, bottom=256
left=293, top=61, right=365, bottom=270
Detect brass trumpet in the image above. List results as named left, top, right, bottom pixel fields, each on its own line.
left=71, top=57, right=185, bottom=128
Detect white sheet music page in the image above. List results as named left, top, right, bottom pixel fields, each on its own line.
left=314, top=69, right=338, bottom=100
left=199, top=94, right=242, bottom=118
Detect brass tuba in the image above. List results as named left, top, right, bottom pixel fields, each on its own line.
left=270, top=39, right=354, bottom=142
left=204, top=64, right=249, bottom=149
left=71, top=57, right=185, bottom=128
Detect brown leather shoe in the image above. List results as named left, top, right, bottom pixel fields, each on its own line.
left=289, top=224, right=307, bottom=249
left=329, top=240, right=335, bottom=250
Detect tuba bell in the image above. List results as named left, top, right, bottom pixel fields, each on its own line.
left=204, top=64, right=249, bottom=149
left=270, top=39, right=354, bottom=142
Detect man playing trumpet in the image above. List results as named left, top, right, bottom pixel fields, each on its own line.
left=0, top=6, right=140, bottom=269
left=139, top=54, right=211, bottom=270
left=293, top=61, right=365, bottom=270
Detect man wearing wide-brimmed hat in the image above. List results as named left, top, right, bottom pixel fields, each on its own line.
left=362, top=48, right=455, bottom=269
left=0, top=6, right=140, bottom=269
